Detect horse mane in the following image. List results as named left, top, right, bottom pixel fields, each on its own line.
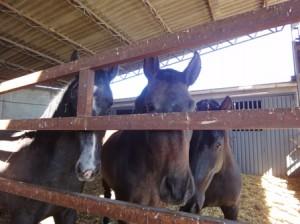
left=40, top=78, right=76, bottom=118
left=7, top=78, right=77, bottom=140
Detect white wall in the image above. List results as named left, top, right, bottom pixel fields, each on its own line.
left=0, top=88, right=59, bottom=119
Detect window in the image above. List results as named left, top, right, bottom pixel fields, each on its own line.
left=234, top=100, right=261, bottom=110
left=233, top=100, right=262, bottom=132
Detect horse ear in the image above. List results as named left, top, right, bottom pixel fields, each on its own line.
left=220, top=96, right=233, bottom=110
left=70, top=50, right=80, bottom=61
left=183, top=52, right=201, bottom=86
left=107, top=65, right=119, bottom=82
left=143, top=57, right=159, bottom=81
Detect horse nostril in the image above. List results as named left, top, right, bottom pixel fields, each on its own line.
left=165, top=176, right=176, bottom=197
left=83, top=170, right=94, bottom=180
left=76, top=164, right=82, bottom=174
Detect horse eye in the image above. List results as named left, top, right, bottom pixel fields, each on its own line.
left=172, top=104, right=182, bottom=112
left=106, top=108, right=112, bottom=114
left=216, top=143, right=222, bottom=150
left=146, top=103, right=155, bottom=112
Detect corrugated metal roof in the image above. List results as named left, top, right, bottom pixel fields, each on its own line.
left=0, top=0, right=288, bottom=81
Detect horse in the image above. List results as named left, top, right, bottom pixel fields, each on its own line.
left=101, top=52, right=201, bottom=224
left=0, top=51, right=118, bottom=224
left=180, top=96, right=242, bottom=220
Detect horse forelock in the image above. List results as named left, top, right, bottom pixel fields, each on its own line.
left=156, top=69, right=186, bottom=83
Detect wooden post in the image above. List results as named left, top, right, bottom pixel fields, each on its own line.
left=77, top=69, right=95, bottom=116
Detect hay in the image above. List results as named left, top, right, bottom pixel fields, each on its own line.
left=200, top=175, right=270, bottom=223
left=78, top=174, right=300, bottom=224
left=0, top=174, right=299, bottom=224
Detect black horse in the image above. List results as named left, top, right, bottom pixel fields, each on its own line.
left=0, top=51, right=118, bottom=224
left=180, top=96, right=242, bottom=220
left=102, top=52, right=201, bottom=224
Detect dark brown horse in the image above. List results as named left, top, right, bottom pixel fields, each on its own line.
left=180, top=96, right=242, bottom=220
left=0, top=51, right=118, bottom=224
left=101, top=53, right=201, bottom=224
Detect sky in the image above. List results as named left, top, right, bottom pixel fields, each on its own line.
left=111, top=26, right=295, bottom=99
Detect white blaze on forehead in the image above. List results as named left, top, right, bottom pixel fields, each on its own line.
left=93, top=86, right=98, bottom=112
left=78, top=133, right=98, bottom=171
left=93, top=86, right=103, bottom=115
left=88, top=133, right=97, bottom=168
left=92, top=133, right=96, bottom=157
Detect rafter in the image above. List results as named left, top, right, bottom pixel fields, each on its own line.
left=66, top=0, right=132, bottom=45
left=206, top=0, right=216, bottom=21
left=0, top=36, right=64, bottom=64
left=1, top=0, right=300, bottom=94
left=141, top=0, right=172, bottom=33
left=262, top=0, right=268, bottom=8
left=0, top=1, right=95, bottom=55
left=0, top=59, right=35, bottom=72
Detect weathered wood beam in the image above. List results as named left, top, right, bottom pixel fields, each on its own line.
left=0, top=36, right=64, bottom=64
left=0, top=1, right=95, bottom=55
left=0, top=40, right=56, bottom=66
left=1, top=0, right=300, bottom=94
left=0, top=109, right=300, bottom=130
left=77, top=69, right=94, bottom=116
left=66, top=0, right=132, bottom=44
left=141, top=0, right=172, bottom=33
left=0, top=59, right=35, bottom=72
left=206, top=0, right=216, bottom=21
left=0, top=177, right=234, bottom=224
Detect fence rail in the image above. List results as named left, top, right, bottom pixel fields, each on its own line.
left=1, top=0, right=300, bottom=223
left=0, top=108, right=299, bottom=131
left=0, top=177, right=237, bottom=224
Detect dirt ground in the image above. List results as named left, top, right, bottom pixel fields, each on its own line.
left=0, top=174, right=299, bottom=224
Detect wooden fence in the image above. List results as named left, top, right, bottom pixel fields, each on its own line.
left=1, top=0, right=300, bottom=223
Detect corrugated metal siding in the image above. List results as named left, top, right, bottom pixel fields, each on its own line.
left=229, top=93, right=300, bottom=177
left=112, top=89, right=300, bottom=177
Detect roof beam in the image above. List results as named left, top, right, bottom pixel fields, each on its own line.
left=206, top=0, right=216, bottom=21
left=141, top=0, right=172, bottom=33
left=0, top=36, right=64, bottom=64
left=66, top=0, right=132, bottom=45
left=0, top=1, right=95, bottom=55
left=1, top=0, right=300, bottom=94
left=0, top=59, right=35, bottom=72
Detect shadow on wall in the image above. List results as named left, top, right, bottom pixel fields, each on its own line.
left=286, top=142, right=300, bottom=176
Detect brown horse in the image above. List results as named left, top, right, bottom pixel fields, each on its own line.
left=180, top=96, right=242, bottom=220
left=101, top=52, right=201, bottom=223
left=0, top=51, right=118, bottom=224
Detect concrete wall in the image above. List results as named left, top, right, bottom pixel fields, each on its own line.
left=0, top=87, right=59, bottom=119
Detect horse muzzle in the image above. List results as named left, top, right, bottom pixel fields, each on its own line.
left=75, top=163, right=98, bottom=182
left=159, top=174, right=195, bottom=205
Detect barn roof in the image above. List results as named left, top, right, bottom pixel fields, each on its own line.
left=0, top=0, right=289, bottom=82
